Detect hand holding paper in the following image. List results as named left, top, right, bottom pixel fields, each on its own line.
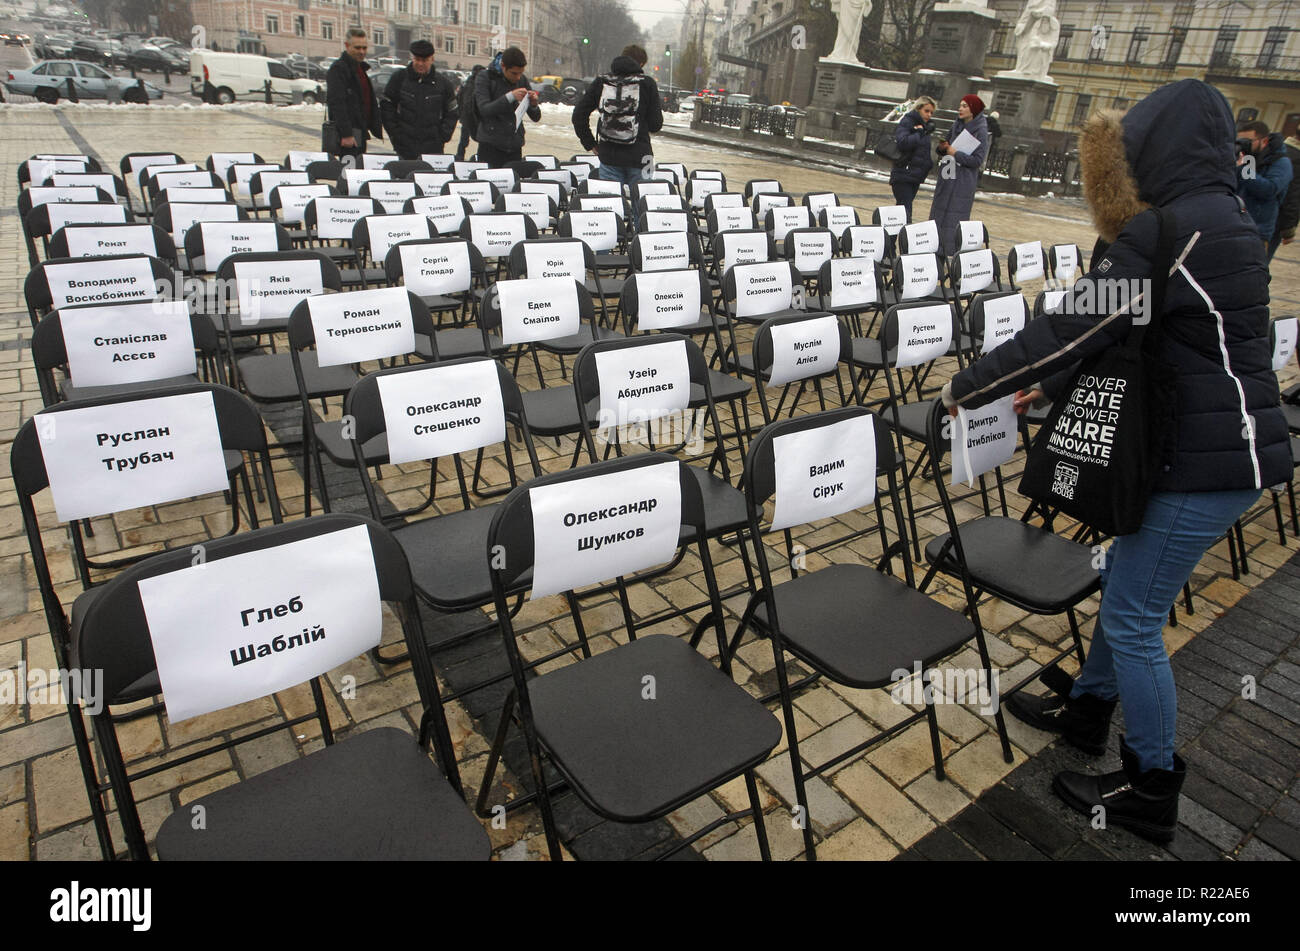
left=951, top=129, right=981, bottom=155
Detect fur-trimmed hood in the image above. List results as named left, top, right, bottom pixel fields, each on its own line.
left=1081, top=79, right=1237, bottom=242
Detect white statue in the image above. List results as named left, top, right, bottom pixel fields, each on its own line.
left=1008, top=0, right=1060, bottom=78
left=825, top=0, right=871, bottom=65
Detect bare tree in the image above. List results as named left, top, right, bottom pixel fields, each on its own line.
left=562, top=0, right=647, bottom=75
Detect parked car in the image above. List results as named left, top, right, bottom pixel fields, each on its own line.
left=283, top=58, right=326, bottom=81
left=369, top=63, right=400, bottom=92
left=69, top=37, right=126, bottom=67
left=125, top=46, right=187, bottom=73
left=1, top=31, right=30, bottom=47
left=559, top=76, right=588, bottom=104
left=4, top=59, right=163, bottom=102
left=189, top=50, right=322, bottom=104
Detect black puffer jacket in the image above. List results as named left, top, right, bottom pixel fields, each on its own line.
left=325, top=54, right=383, bottom=143
left=949, top=79, right=1289, bottom=493
left=889, top=108, right=934, bottom=186
left=473, top=59, right=540, bottom=152
left=381, top=65, right=459, bottom=157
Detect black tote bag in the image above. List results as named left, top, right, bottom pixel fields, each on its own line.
left=1018, top=207, right=1178, bottom=536
left=873, top=129, right=903, bottom=164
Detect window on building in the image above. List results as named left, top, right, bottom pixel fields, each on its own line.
left=1044, top=90, right=1057, bottom=119
left=468, top=0, right=479, bottom=23
left=294, top=15, right=305, bottom=37
left=265, top=13, right=279, bottom=33
left=1071, top=94, right=1093, bottom=126
left=1112, top=96, right=1129, bottom=110
left=444, top=35, right=455, bottom=53
left=372, top=0, right=384, bottom=8
left=322, top=20, right=335, bottom=39
left=1088, top=26, right=1108, bottom=61
left=1163, top=26, right=1186, bottom=66
left=510, top=6, right=521, bottom=29
left=1126, top=27, right=1148, bottom=64
left=397, top=0, right=409, bottom=12
left=990, top=23, right=1009, bottom=55
left=1211, top=26, right=1239, bottom=68
left=373, top=27, right=386, bottom=44
left=422, top=0, right=432, bottom=13
left=467, top=38, right=477, bottom=55
left=489, top=4, right=500, bottom=26
left=1258, top=26, right=1288, bottom=70
left=1055, top=25, right=1074, bottom=60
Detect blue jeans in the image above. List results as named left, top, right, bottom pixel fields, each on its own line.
left=597, top=163, right=645, bottom=185
left=1072, top=489, right=1261, bottom=772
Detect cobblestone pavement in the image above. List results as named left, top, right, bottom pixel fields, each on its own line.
left=0, top=101, right=1297, bottom=861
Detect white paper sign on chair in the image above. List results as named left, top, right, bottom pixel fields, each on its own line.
left=61, top=300, right=196, bottom=388
left=447, top=182, right=494, bottom=213
left=200, top=221, right=280, bottom=266
left=805, top=193, right=838, bottom=219
left=377, top=360, right=506, bottom=464
left=469, top=214, right=525, bottom=258
left=313, top=197, right=375, bottom=240
left=713, top=207, right=754, bottom=233
left=634, top=271, right=701, bottom=331
left=366, top=180, right=417, bottom=214
left=1053, top=244, right=1079, bottom=284
left=523, top=241, right=585, bottom=281
left=274, top=185, right=330, bottom=225
left=950, top=395, right=1018, bottom=487
left=793, top=232, right=834, bottom=274
left=637, top=232, right=690, bottom=271
left=567, top=211, right=618, bottom=252
left=367, top=213, right=431, bottom=260
left=287, top=150, right=329, bottom=170
left=45, top=257, right=157, bottom=310
left=234, top=258, right=326, bottom=323
left=688, top=178, right=722, bottom=208
left=767, top=315, right=840, bottom=386
left=898, top=253, right=939, bottom=301
left=903, top=220, right=940, bottom=254
left=721, top=232, right=770, bottom=273
left=139, top=524, right=382, bottom=724
left=769, top=207, right=810, bottom=242
left=400, top=241, right=472, bottom=296
left=413, top=172, right=455, bottom=194
left=894, top=304, right=952, bottom=367
left=959, top=249, right=996, bottom=297
left=734, top=262, right=792, bottom=319
left=45, top=203, right=127, bottom=231
left=166, top=202, right=239, bottom=246
left=846, top=226, right=887, bottom=262
left=495, top=277, right=580, bottom=345
left=770, top=414, right=877, bottom=530
left=876, top=205, right=907, bottom=235
left=980, top=294, right=1027, bottom=354
left=822, top=206, right=857, bottom=239
left=958, top=221, right=985, bottom=252
left=1272, top=317, right=1298, bottom=371
left=411, top=195, right=467, bottom=234
left=595, top=339, right=691, bottom=426
left=504, top=192, right=550, bottom=229
left=1012, top=241, right=1044, bottom=283
left=343, top=168, right=391, bottom=196
left=828, top=259, right=876, bottom=310
left=528, top=460, right=682, bottom=598
left=421, top=154, right=456, bottom=171
left=63, top=224, right=156, bottom=258
left=35, top=391, right=230, bottom=523
left=308, top=286, right=416, bottom=367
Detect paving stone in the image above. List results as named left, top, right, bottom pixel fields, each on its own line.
left=1255, top=817, right=1300, bottom=861
left=979, top=783, right=1079, bottom=858
left=1175, top=798, right=1246, bottom=853
left=1180, top=772, right=1264, bottom=833
left=1163, top=827, right=1227, bottom=861
left=947, top=802, right=1047, bottom=860
left=942, top=732, right=1025, bottom=796
left=831, top=761, right=935, bottom=848
left=904, top=771, right=973, bottom=824
left=815, top=817, right=899, bottom=861
left=908, top=824, right=983, bottom=861
left=1236, top=837, right=1289, bottom=861
left=755, top=751, right=856, bottom=835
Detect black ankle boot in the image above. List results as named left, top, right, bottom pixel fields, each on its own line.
left=1006, top=667, right=1117, bottom=755
left=1053, top=738, right=1186, bottom=844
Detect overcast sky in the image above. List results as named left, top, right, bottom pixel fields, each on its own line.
left=625, top=1, right=694, bottom=31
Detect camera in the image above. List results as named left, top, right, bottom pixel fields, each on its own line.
left=1235, top=137, right=1253, bottom=157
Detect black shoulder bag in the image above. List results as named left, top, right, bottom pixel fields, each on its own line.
left=1018, top=207, right=1179, bottom=536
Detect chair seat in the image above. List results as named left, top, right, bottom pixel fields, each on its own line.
left=584, top=278, right=620, bottom=298
left=539, top=324, right=625, bottom=355
left=1283, top=402, right=1300, bottom=434
left=314, top=419, right=389, bottom=467
left=925, top=516, right=1100, bottom=613
left=62, top=374, right=200, bottom=403
left=733, top=307, right=804, bottom=326
left=340, top=266, right=387, bottom=286
left=417, top=294, right=463, bottom=312
left=238, top=351, right=359, bottom=403
left=593, top=253, right=629, bottom=271
left=697, top=370, right=750, bottom=404
left=886, top=400, right=932, bottom=441
left=211, top=311, right=291, bottom=336
left=521, top=385, right=582, bottom=435
left=689, top=465, right=748, bottom=537
left=155, top=727, right=490, bottom=860
left=850, top=336, right=890, bottom=369
left=751, top=563, right=975, bottom=688
left=397, top=505, right=500, bottom=608
left=529, top=634, right=781, bottom=821
left=415, top=327, right=505, bottom=360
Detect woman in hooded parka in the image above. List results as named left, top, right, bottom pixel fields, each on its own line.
left=941, top=79, right=1289, bottom=844
left=928, top=94, right=989, bottom=255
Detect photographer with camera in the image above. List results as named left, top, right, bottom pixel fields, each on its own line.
left=1236, top=120, right=1293, bottom=259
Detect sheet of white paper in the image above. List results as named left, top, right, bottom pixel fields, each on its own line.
left=828, top=259, right=876, bottom=309
left=166, top=202, right=238, bottom=245
left=45, top=203, right=127, bottom=231
left=767, top=315, right=840, bottom=386
left=309, top=286, right=416, bottom=367
left=951, top=129, right=980, bottom=155
left=528, top=461, right=681, bottom=598
left=411, top=195, right=467, bottom=233
left=951, top=396, right=1017, bottom=487
left=733, top=261, right=792, bottom=319
left=1273, top=317, right=1298, bottom=371
left=1013, top=241, right=1045, bottom=282
left=514, top=93, right=531, bottom=129
left=523, top=241, right=585, bottom=280
left=367, top=212, right=431, bottom=260
left=959, top=249, right=996, bottom=297
left=378, top=360, right=506, bottom=464
left=980, top=294, right=1027, bottom=354
left=894, top=304, right=952, bottom=368
left=45, top=257, right=156, bottom=309
left=233, top=258, right=325, bottom=323
left=770, top=414, right=877, bottom=530
left=958, top=220, right=985, bottom=251
left=400, top=241, right=472, bottom=296
left=636, top=232, right=691, bottom=272
left=495, top=277, right=580, bottom=345
left=62, top=300, right=195, bottom=388
left=199, top=221, right=280, bottom=267
left=140, top=524, right=382, bottom=724
left=36, top=391, right=230, bottom=523
left=594, top=339, right=691, bottom=425
left=634, top=270, right=700, bottom=329
left=313, top=197, right=375, bottom=239
left=62, top=224, right=156, bottom=258
left=898, top=253, right=939, bottom=300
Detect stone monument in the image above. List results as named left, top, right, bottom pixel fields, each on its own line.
left=907, top=1, right=996, bottom=109
left=988, top=0, right=1060, bottom=147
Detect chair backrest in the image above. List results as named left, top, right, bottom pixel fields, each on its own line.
left=877, top=301, right=959, bottom=372
left=339, top=166, right=393, bottom=196
left=184, top=220, right=292, bottom=275
left=21, top=156, right=91, bottom=186
left=362, top=152, right=402, bottom=170
left=965, top=291, right=1029, bottom=356
left=359, top=178, right=419, bottom=213
left=30, top=300, right=221, bottom=405
left=753, top=191, right=795, bottom=219
left=558, top=161, right=592, bottom=185
left=386, top=158, right=435, bottom=179
left=353, top=212, right=434, bottom=264
left=419, top=153, right=456, bottom=171
left=303, top=196, right=383, bottom=241
left=453, top=160, right=490, bottom=180
left=783, top=227, right=835, bottom=276
left=957, top=220, right=989, bottom=252
left=619, top=268, right=712, bottom=335
left=703, top=191, right=745, bottom=217
left=461, top=211, right=538, bottom=260
left=803, top=191, right=839, bottom=217
left=226, top=162, right=283, bottom=199
left=897, top=219, right=941, bottom=256
left=208, top=151, right=262, bottom=179
left=818, top=205, right=859, bottom=239
left=249, top=170, right=311, bottom=209
left=686, top=177, right=726, bottom=209
left=148, top=170, right=225, bottom=198
left=479, top=277, right=595, bottom=347
left=135, top=162, right=201, bottom=197
left=24, top=203, right=128, bottom=254
left=48, top=222, right=175, bottom=264
left=892, top=251, right=944, bottom=301
left=1033, top=288, right=1069, bottom=316
left=288, top=287, right=434, bottom=370
left=628, top=231, right=700, bottom=272
left=568, top=193, right=629, bottom=221
left=872, top=204, right=908, bottom=235
left=751, top=312, right=856, bottom=413
left=155, top=185, right=229, bottom=206
left=443, top=179, right=498, bottom=214
left=635, top=194, right=688, bottom=219
left=841, top=224, right=889, bottom=262
left=1007, top=240, right=1045, bottom=286
left=525, top=154, right=560, bottom=169
left=656, top=162, right=687, bottom=186
left=154, top=200, right=246, bottom=248
left=385, top=237, right=485, bottom=297
left=558, top=210, right=625, bottom=254
left=580, top=177, right=624, bottom=197
left=24, top=253, right=174, bottom=326
left=508, top=236, right=597, bottom=282
left=636, top=209, right=693, bottom=235
left=285, top=149, right=330, bottom=171
left=1048, top=243, right=1082, bottom=286
left=49, top=171, right=130, bottom=201
left=406, top=194, right=473, bottom=235
left=628, top=181, right=675, bottom=206
left=518, top=178, right=565, bottom=210
left=713, top=229, right=777, bottom=274
left=18, top=184, right=115, bottom=219
left=213, top=249, right=343, bottom=330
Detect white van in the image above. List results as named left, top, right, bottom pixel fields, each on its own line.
left=189, top=50, right=321, bottom=104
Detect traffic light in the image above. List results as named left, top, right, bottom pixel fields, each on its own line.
left=665, top=44, right=671, bottom=57
left=581, top=36, right=589, bottom=45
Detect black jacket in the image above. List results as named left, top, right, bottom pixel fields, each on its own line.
left=949, top=79, right=1289, bottom=493
left=1275, top=136, right=1300, bottom=240
left=473, top=63, right=540, bottom=152
left=326, top=54, right=383, bottom=143
left=888, top=109, right=934, bottom=186
left=572, top=55, right=664, bottom=168
left=381, top=64, right=459, bottom=157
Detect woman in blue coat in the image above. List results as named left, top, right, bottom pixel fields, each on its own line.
left=928, top=94, right=989, bottom=254
left=889, top=96, right=936, bottom=221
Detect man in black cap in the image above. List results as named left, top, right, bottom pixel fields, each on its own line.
left=381, top=38, right=460, bottom=160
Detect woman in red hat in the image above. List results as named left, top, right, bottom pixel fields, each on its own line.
left=928, top=94, right=989, bottom=254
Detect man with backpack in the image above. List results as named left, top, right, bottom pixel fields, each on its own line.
left=454, top=63, right=486, bottom=161
left=572, top=45, right=664, bottom=185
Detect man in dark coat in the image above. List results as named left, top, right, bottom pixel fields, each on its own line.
left=472, top=47, right=540, bottom=168
left=888, top=95, right=936, bottom=221
left=381, top=39, right=459, bottom=160
left=1236, top=120, right=1293, bottom=253
left=1271, top=133, right=1300, bottom=260
left=326, top=28, right=383, bottom=162
left=943, top=79, right=1289, bottom=844
left=928, top=94, right=988, bottom=255
left=572, top=45, right=664, bottom=185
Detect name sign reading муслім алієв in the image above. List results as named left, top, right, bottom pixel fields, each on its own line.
left=376, top=360, right=506, bottom=464
left=36, top=391, right=230, bottom=523
left=308, top=286, right=416, bottom=367
left=527, top=460, right=682, bottom=598
left=767, top=315, right=840, bottom=386
left=951, top=395, right=1018, bottom=487
left=770, top=414, right=877, bottom=531
left=61, top=300, right=196, bottom=388
left=139, top=524, right=382, bottom=724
